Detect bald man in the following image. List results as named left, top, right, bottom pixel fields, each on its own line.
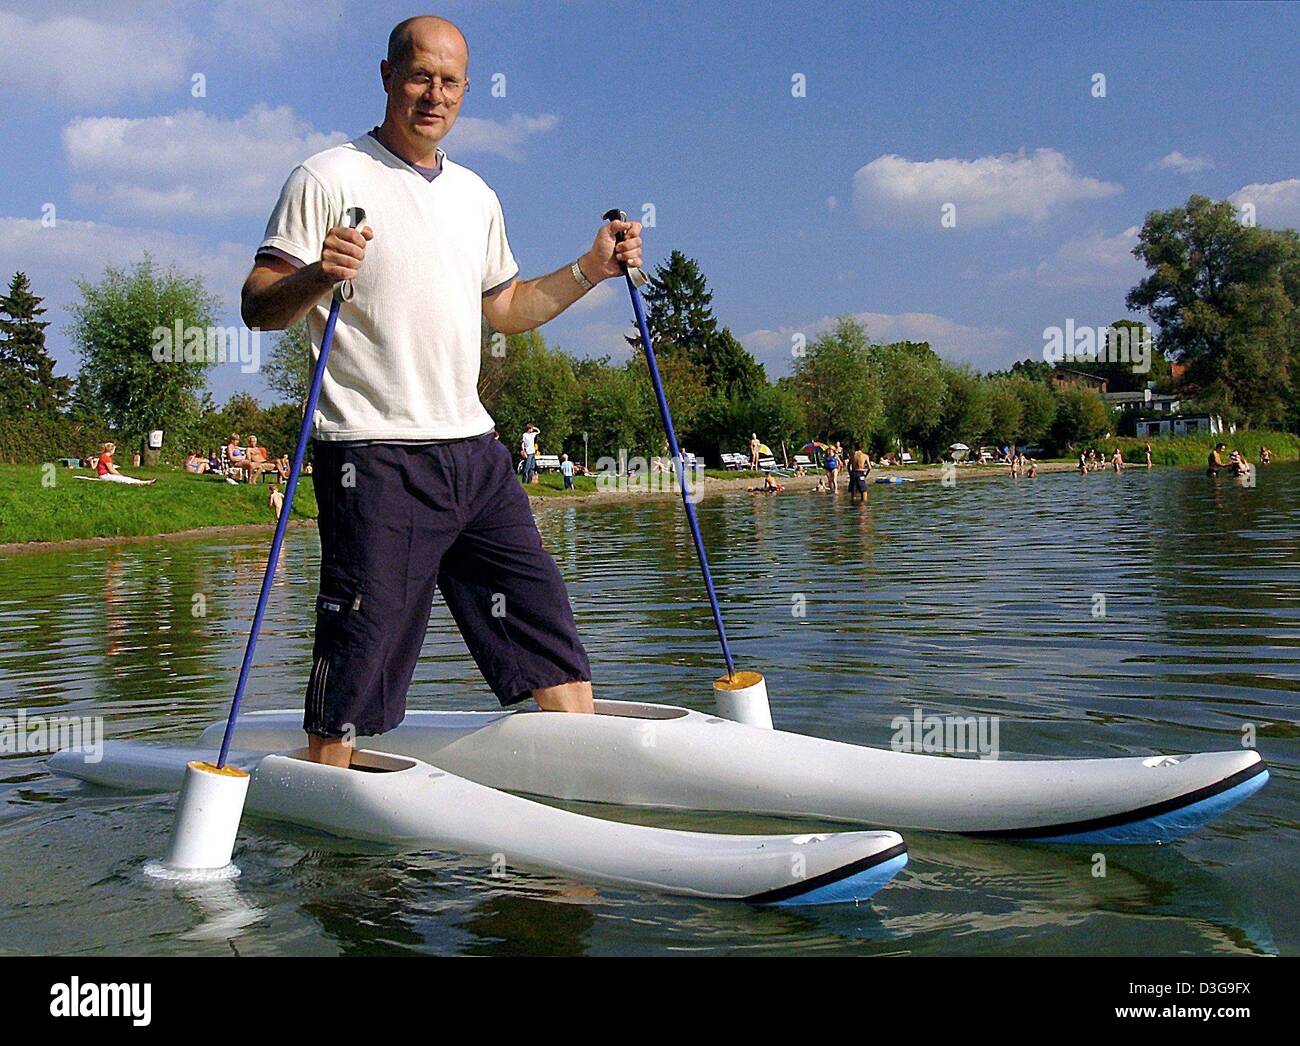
left=242, top=16, right=643, bottom=767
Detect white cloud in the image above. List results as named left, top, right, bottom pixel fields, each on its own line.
left=0, top=10, right=195, bottom=106
left=852, top=148, right=1122, bottom=227
left=1148, top=151, right=1214, bottom=176
left=445, top=114, right=560, bottom=160
left=1030, top=226, right=1142, bottom=288
left=740, top=312, right=1014, bottom=375
left=63, top=106, right=349, bottom=219
left=1229, top=179, right=1300, bottom=231
left=0, top=215, right=254, bottom=371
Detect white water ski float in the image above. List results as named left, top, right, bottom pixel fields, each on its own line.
left=195, top=700, right=1269, bottom=843
left=47, top=742, right=906, bottom=906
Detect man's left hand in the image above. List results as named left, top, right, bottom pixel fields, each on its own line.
left=583, top=219, right=643, bottom=281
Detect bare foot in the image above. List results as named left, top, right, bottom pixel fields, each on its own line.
left=307, top=733, right=353, bottom=767
left=533, top=680, right=595, bottom=713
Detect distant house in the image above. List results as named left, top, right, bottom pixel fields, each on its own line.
left=1135, top=413, right=1232, bottom=438
left=1103, top=386, right=1182, bottom=414
left=1050, top=369, right=1108, bottom=393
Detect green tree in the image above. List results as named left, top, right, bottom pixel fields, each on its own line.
left=1126, top=195, right=1297, bottom=425
left=695, top=382, right=806, bottom=463
left=219, top=392, right=265, bottom=442
left=478, top=328, right=579, bottom=454
left=68, top=257, right=219, bottom=463
left=1006, top=357, right=1054, bottom=383
left=635, top=250, right=719, bottom=356
left=634, top=250, right=764, bottom=400
left=984, top=379, right=1023, bottom=446
left=925, top=365, right=991, bottom=461
left=870, top=340, right=946, bottom=453
left=791, top=317, right=882, bottom=447
left=570, top=359, right=640, bottom=465
left=1056, top=320, right=1171, bottom=393
left=263, top=320, right=312, bottom=408
left=0, top=272, right=70, bottom=415
left=1011, top=378, right=1057, bottom=445
left=1049, top=386, right=1113, bottom=451
left=627, top=348, right=710, bottom=458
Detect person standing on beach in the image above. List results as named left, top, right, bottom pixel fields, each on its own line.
left=240, top=15, right=644, bottom=767
left=1144, top=441, right=1153, bottom=468
left=560, top=453, right=574, bottom=490
left=824, top=443, right=840, bottom=491
left=749, top=433, right=761, bottom=470
left=521, top=424, right=540, bottom=484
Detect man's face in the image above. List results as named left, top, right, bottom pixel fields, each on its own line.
left=382, top=26, right=469, bottom=148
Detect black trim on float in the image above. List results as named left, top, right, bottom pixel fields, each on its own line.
left=745, top=841, right=907, bottom=905
left=968, top=761, right=1267, bottom=840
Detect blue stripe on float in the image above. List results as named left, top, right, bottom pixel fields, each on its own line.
left=1033, top=769, right=1270, bottom=845
left=766, top=852, right=909, bottom=907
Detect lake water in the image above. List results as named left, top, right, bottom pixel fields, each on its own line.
left=1, top=463, right=1295, bottom=956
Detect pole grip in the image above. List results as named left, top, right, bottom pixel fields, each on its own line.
left=601, top=208, right=649, bottom=288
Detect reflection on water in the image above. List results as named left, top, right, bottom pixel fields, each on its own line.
left=0, top=464, right=1296, bottom=955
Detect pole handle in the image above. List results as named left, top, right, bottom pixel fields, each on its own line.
left=601, top=208, right=648, bottom=288
left=335, top=206, right=367, bottom=303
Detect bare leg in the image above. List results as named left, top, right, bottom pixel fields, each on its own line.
left=534, top=679, right=595, bottom=713
left=307, top=733, right=353, bottom=767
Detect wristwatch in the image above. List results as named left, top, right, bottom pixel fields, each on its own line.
left=570, top=259, right=595, bottom=292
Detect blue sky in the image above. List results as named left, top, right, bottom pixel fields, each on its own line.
left=1, top=0, right=1297, bottom=404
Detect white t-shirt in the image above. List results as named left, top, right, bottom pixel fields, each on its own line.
left=259, top=133, right=518, bottom=441
left=521, top=429, right=538, bottom=456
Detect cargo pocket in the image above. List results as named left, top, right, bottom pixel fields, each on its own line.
left=307, top=586, right=362, bottom=730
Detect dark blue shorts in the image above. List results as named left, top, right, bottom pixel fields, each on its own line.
left=304, top=434, right=591, bottom=738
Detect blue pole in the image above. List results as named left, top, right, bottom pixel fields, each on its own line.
left=609, top=212, right=736, bottom=677
left=216, top=208, right=363, bottom=767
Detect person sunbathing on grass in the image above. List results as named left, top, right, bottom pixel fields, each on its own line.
left=245, top=436, right=271, bottom=483
left=91, top=442, right=155, bottom=485
left=226, top=434, right=250, bottom=483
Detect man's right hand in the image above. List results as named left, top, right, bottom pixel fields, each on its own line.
left=242, top=220, right=373, bottom=330
left=319, top=223, right=373, bottom=286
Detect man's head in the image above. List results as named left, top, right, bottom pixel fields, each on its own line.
left=381, top=16, right=469, bottom=154
left=249, top=436, right=259, bottom=446
left=1216, top=442, right=1227, bottom=451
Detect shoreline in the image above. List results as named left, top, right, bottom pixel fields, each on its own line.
left=0, top=460, right=1083, bottom=554
left=528, top=459, right=1082, bottom=514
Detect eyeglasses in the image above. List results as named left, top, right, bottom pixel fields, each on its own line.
left=410, top=73, right=466, bottom=99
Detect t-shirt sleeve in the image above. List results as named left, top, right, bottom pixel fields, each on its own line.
left=258, top=166, right=334, bottom=268
left=482, top=191, right=519, bottom=294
